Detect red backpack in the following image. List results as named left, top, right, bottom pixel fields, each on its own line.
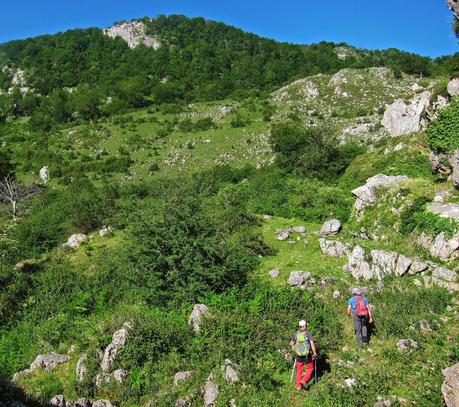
left=355, top=295, right=369, bottom=317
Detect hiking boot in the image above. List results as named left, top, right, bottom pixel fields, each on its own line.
left=301, top=382, right=310, bottom=391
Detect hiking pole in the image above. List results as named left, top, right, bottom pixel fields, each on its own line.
left=290, top=359, right=297, bottom=383
left=314, top=357, right=318, bottom=383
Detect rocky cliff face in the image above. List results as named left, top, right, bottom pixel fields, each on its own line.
left=103, top=21, right=160, bottom=49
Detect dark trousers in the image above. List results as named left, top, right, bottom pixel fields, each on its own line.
left=353, top=314, right=368, bottom=346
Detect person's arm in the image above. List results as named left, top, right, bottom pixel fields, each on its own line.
left=368, top=304, right=373, bottom=323
left=290, top=334, right=296, bottom=350
left=310, top=340, right=318, bottom=359
left=347, top=304, right=352, bottom=318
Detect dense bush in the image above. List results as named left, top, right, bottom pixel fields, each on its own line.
left=427, top=98, right=459, bottom=153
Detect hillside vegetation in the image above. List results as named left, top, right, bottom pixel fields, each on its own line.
left=0, top=14, right=458, bottom=407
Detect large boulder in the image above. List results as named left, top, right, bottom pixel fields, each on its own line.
left=432, top=267, right=458, bottom=283
left=287, top=270, right=312, bottom=287
left=418, top=232, right=459, bottom=260
left=352, top=174, right=409, bottom=213
left=63, top=234, right=87, bottom=249
left=428, top=203, right=459, bottom=221
left=319, top=219, right=342, bottom=237
left=429, top=152, right=452, bottom=176
left=101, top=323, right=131, bottom=372
left=319, top=239, right=348, bottom=257
left=345, top=247, right=413, bottom=280
left=49, top=395, right=65, bottom=407
left=381, top=91, right=432, bottom=136
left=447, top=77, right=459, bottom=97
left=442, top=362, right=459, bottom=407
left=14, top=352, right=70, bottom=381
left=188, top=304, right=210, bottom=332
left=396, top=339, right=418, bottom=353
left=277, top=229, right=291, bottom=241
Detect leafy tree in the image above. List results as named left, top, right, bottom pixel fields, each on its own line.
left=427, top=98, right=459, bottom=153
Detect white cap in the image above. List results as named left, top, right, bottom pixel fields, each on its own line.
left=299, top=320, right=307, bottom=327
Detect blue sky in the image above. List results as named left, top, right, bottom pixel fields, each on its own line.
left=1, top=0, right=457, bottom=58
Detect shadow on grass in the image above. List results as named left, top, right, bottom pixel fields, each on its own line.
left=0, top=378, right=44, bottom=407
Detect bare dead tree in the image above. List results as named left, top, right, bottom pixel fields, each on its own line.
left=0, top=175, right=39, bottom=220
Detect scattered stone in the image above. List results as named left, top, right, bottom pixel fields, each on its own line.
left=429, top=152, right=451, bottom=176
left=374, top=396, right=392, bottom=407
left=419, top=320, right=432, bottom=333
left=76, top=354, right=88, bottom=383
left=174, top=371, right=193, bottom=386
left=112, top=369, right=128, bottom=384
left=396, top=339, right=418, bottom=353
left=442, top=362, right=459, bottom=407
left=204, top=371, right=219, bottom=407
left=101, top=323, right=131, bottom=372
left=14, top=352, right=70, bottom=381
left=188, top=304, right=210, bottom=332
left=63, top=234, right=87, bottom=249
left=221, top=359, right=240, bottom=384
left=344, top=377, right=358, bottom=389
left=287, top=270, right=311, bottom=287
left=319, top=219, right=342, bottom=236
left=263, top=214, right=272, bottom=221
left=175, top=398, right=191, bottom=407
left=269, top=269, right=280, bottom=278
left=352, top=174, right=409, bottom=213
left=319, top=239, right=348, bottom=257
left=333, top=290, right=341, bottom=299
left=277, top=229, right=291, bottom=241
left=49, top=395, right=66, bottom=407
left=92, top=401, right=114, bottom=407
left=99, top=226, right=113, bottom=237
left=393, top=142, right=405, bottom=152
left=450, top=149, right=459, bottom=189
left=409, top=260, right=429, bottom=275
left=39, top=166, right=50, bottom=183
left=381, top=91, right=432, bottom=136
left=418, top=232, right=459, bottom=260
left=293, top=226, right=306, bottom=233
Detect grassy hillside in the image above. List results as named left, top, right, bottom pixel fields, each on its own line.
left=0, top=16, right=458, bottom=407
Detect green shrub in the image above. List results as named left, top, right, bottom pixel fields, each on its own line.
left=427, top=98, right=459, bottom=153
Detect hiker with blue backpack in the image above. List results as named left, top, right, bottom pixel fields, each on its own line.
left=347, top=288, right=373, bottom=346
left=290, top=320, right=318, bottom=390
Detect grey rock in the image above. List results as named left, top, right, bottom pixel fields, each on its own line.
left=333, top=290, right=341, bottom=299
left=409, top=260, right=429, bottom=275
left=101, top=323, right=131, bottom=372
left=428, top=203, right=459, bottom=221
left=344, top=377, right=358, bottom=389
left=418, top=232, right=459, bottom=260
left=104, top=21, right=160, bottom=49
left=63, top=234, right=87, bottom=249
left=429, top=151, right=452, bottom=175
left=319, top=239, right=348, bottom=257
left=396, top=339, right=418, bottom=353
left=374, top=397, right=392, bottom=407
left=287, top=270, right=311, bottom=287
left=112, top=369, right=128, bottom=384
left=381, top=91, right=432, bottom=136
left=39, top=166, right=50, bottom=183
left=450, top=149, right=459, bottom=188
left=76, top=354, right=88, bottom=383
left=419, top=320, right=432, bottom=333
left=204, top=371, right=219, bottom=406
left=92, top=401, right=114, bottom=407
left=175, top=398, right=191, bottom=407
left=432, top=267, right=458, bottom=282
left=173, top=370, right=193, bottom=386
left=188, top=304, right=210, bottom=332
left=269, top=269, right=280, bottom=278
left=319, top=219, right=342, bottom=236
left=352, top=174, right=409, bottom=213
left=346, top=246, right=372, bottom=280
left=27, top=352, right=70, bottom=373
left=395, top=254, right=413, bottom=277
left=447, top=77, right=459, bottom=97
left=263, top=214, right=272, bottom=221
left=99, top=226, right=113, bottom=237
left=221, top=359, right=240, bottom=384
left=49, top=396, right=65, bottom=407
left=293, top=225, right=306, bottom=233
left=72, top=400, right=91, bottom=407
left=442, top=362, right=459, bottom=407
left=277, top=229, right=291, bottom=241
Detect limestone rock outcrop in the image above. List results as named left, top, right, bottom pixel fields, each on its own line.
left=103, top=21, right=160, bottom=49
left=188, top=304, right=210, bottom=332
left=442, top=362, right=459, bottom=407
